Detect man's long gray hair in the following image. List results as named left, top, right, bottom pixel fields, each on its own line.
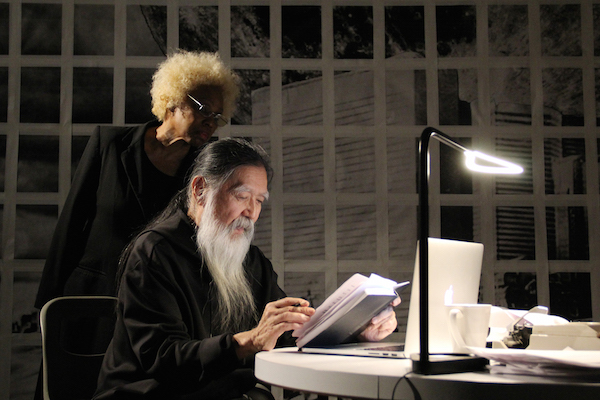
left=190, top=138, right=273, bottom=332
left=117, top=138, right=272, bottom=333
left=186, top=137, right=273, bottom=204
left=196, top=186, right=257, bottom=332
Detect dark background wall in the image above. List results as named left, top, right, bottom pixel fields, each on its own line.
left=1, top=2, right=598, bottom=399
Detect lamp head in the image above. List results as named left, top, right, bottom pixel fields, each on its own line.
left=464, top=150, right=523, bottom=175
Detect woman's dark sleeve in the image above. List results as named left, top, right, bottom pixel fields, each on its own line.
left=35, top=128, right=103, bottom=308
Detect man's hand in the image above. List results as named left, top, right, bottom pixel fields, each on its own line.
left=357, top=297, right=401, bottom=342
left=233, top=297, right=315, bottom=359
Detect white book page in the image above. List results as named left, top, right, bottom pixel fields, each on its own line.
left=318, top=274, right=398, bottom=327
left=292, top=273, right=368, bottom=338
left=295, top=287, right=399, bottom=348
left=292, top=273, right=400, bottom=339
left=295, top=291, right=372, bottom=346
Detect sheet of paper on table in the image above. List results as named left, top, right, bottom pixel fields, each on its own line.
left=469, top=347, right=600, bottom=377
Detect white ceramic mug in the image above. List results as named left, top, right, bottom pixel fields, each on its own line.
left=446, top=304, right=492, bottom=354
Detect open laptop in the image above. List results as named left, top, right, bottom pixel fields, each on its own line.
left=299, top=238, right=484, bottom=358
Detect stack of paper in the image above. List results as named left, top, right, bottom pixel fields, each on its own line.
left=470, top=347, right=600, bottom=377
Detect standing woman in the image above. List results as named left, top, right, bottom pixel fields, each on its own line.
left=35, top=50, right=239, bottom=309
left=33, top=50, right=239, bottom=400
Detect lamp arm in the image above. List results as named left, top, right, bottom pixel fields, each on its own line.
left=415, top=127, right=521, bottom=374
left=417, top=128, right=432, bottom=367
left=417, top=127, right=472, bottom=371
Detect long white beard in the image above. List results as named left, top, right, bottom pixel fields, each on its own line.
left=196, top=196, right=258, bottom=333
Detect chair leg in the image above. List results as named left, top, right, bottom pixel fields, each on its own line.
left=270, top=386, right=285, bottom=400
left=244, top=386, right=276, bottom=400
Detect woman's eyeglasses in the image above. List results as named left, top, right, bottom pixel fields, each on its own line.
left=187, top=94, right=228, bottom=127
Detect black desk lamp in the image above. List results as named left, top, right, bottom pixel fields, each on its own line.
left=412, top=127, right=523, bottom=375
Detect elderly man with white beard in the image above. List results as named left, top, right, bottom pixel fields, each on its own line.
left=93, top=138, right=399, bottom=400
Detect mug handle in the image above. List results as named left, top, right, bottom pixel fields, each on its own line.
left=449, top=308, right=468, bottom=353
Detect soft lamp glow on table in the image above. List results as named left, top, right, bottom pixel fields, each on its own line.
left=413, top=127, right=523, bottom=375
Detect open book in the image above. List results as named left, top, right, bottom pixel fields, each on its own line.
left=292, top=273, right=409, bottom=348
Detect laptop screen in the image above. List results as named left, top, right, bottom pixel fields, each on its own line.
left=403, top=238, right=484, bottom=355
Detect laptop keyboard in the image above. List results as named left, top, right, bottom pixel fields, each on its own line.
left=363, top=344, right=405, bottom=351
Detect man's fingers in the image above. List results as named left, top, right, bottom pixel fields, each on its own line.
left=264, top=297, right=315, bottom=319
left=287, top=305, right=315, bottom=316
left=371, top=306, right=394, bottom=325
left=273, top=308, right=313, bottom=325
left=272, top=297, right=310, bottom=308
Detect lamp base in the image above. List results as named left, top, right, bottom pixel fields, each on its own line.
left=410, top=353, right=489, bottom=375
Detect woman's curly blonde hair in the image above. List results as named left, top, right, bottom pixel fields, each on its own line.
left=150, top=50, right=240, bottom=122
